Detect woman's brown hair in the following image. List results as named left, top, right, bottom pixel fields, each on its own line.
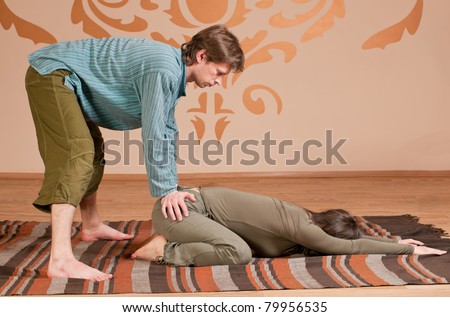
left=302, top=208, right=362, bottom=256
left=181, top=24, right=245, bottom=72
left=308, top=208, right=362, bottom=239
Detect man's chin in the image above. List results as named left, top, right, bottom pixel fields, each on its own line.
left=198, top=82, right=212, bottom=88
left=195, top=82, right=205, bottom=88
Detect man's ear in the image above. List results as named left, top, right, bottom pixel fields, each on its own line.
left=195, top=49, right=207, bottom=63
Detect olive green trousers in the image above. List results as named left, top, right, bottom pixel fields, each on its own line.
left=25, top=66, right=104, bottom=212
left=151, top=187, right=252, bottom=266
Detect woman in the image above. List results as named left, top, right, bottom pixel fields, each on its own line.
left=131, top=187, right=446, bottom=266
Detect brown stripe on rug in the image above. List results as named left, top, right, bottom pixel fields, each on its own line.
left=0, top=215, right=449, bottom=295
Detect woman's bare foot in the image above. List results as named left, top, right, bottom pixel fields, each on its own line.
left=81, top=222, right=134, bottom=242
left=47, top=255, right=112, bottom=281
left=131, top=233, right=167, bottom=262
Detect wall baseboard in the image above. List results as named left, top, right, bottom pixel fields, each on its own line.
left=1, top=170, right=449, bottom=181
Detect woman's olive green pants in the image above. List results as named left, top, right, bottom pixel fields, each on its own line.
left=151, top=187, right=253, bottom=266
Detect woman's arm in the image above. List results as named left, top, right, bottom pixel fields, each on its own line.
left=359, top=236, right=446, bottom=255
left=295, top=221, right=448, bottom=255
left=361, top=235, right=396, bottom=243
left=295, top=220, right=415, bottom=255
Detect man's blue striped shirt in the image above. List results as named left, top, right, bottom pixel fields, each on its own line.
left=28, top=37, right=187, bottom=197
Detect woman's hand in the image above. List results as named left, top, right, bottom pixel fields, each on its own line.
left=398, top=239, right=424, bottom=246
left=161, top=191, right=196, bottom=221
left=413, top=245, right=447, bottom=256
left=399, top=239, right=446, bottom=255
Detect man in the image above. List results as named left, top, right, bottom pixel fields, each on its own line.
left=25, top=25, right=245, bottom=281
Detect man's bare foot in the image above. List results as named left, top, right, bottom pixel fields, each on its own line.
left=131, top=233, right=167, bottom=262
left=81, top=222, right=134, bottom=242
left=47, top=256, right=112, bottom=281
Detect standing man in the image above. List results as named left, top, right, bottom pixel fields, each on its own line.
left=25, top=25, right=245, bottom=281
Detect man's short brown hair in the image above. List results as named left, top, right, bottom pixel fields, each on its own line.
left=181, top=24, right=245, bottom=72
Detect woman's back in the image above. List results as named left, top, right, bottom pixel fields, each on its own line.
left=200, top=187, right=308, bottom=257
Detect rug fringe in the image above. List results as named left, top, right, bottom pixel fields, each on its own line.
left=404, top=213, right=450, bottom=238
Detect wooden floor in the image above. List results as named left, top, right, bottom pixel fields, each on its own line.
left=1, top=173, right=449, bottom=297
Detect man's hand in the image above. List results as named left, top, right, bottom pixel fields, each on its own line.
left=161, top=191, right=196, bottom=221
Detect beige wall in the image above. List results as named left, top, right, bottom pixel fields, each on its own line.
left=1, top=0, right=449, bottom=175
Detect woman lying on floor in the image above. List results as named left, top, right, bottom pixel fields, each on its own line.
left=131, top=187, right=446, bottom=266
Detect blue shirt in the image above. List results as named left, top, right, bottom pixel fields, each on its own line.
left=28, top=37, right=187, bottom=197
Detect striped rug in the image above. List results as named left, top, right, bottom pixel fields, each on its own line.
left=0, top=215, right=449, bottom=295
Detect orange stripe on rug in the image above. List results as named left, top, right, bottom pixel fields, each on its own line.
left=165, top=267, right=177, bottom=293
left=89, top=234, right=121, bottom=275
left=21, top=242, right=52, bottom=295
left=258, top=260, right=279, bottom=289
left=0, top=222, right=38, bottom=252
left=133, top=221, right=152, bottom=243
left=82, top=278, right=91, bottom=294
left=271, top=258, right=305, bottom=289
left=245, top=263, right=264, bottom=290
left=194, top=266, right=220, bottom=292
left=79, top=239, right=117, bottom=294
left=26, top=276, right=53, bottom=295
left=112, top=221, right=142, bottom=293
left=348, top=255, right=387, bottom=286
left=178, top=267, right=191, bottom=292
left=0, top=274, right=17, bottom=294
left=4, top=239, right=50, bottom=294
left=321, top=257, right=348, bottom=287
left=9, top=270, right=39, bottom=295
left=112, top=258, right=134, bottom=293
left=397, top=256, right=430, bottom=284
left=334, top=255, right=365, bottom=287
left=408, top=256, right=447, bottom=283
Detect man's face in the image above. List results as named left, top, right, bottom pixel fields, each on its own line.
left=190, top=50, right=230, bottom=88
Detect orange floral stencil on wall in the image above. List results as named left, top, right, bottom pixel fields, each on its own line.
left=362, top=0, right=423, bottom=50
left=0, top=0, right=56, bottom=44
left=0, top=0, right=425, bottom=141
left=71, top=0, right=157, bottom=38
